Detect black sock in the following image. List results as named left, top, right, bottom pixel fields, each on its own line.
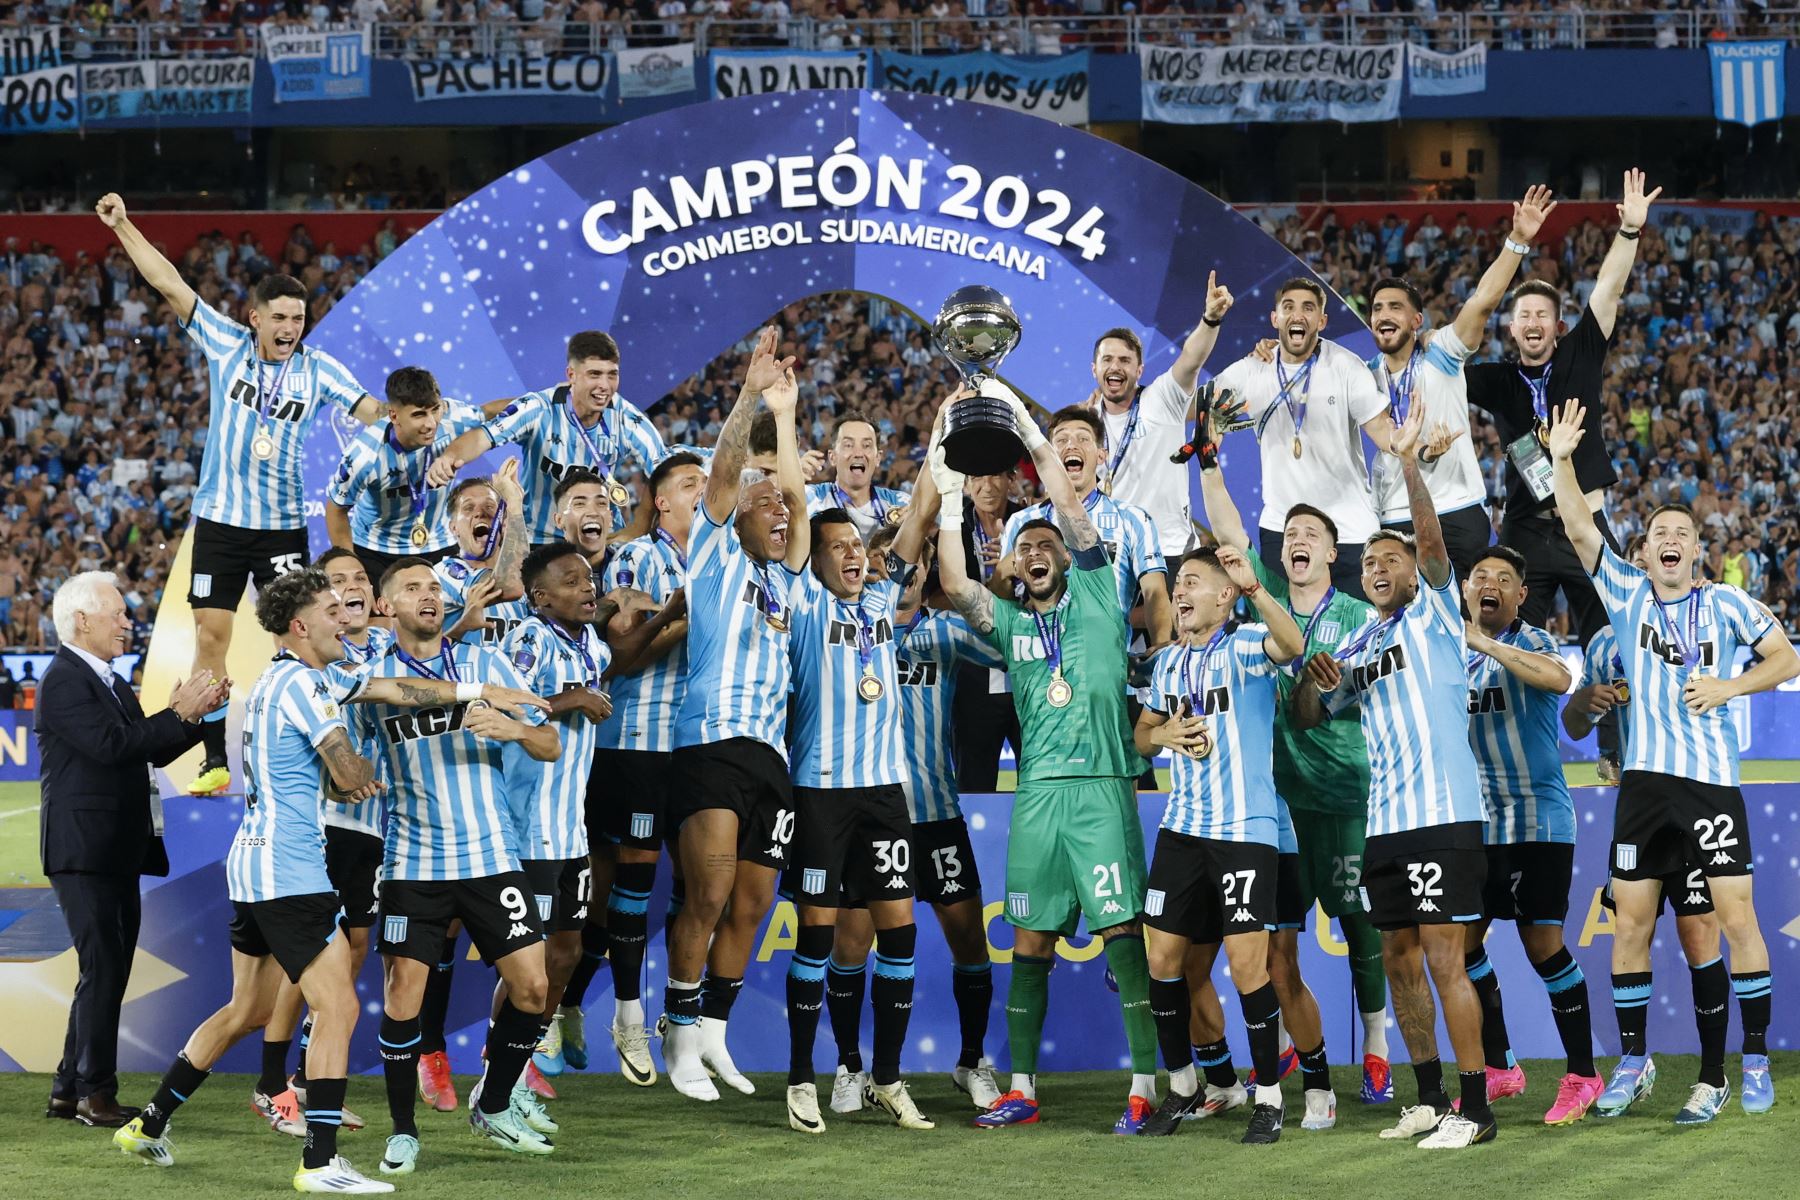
left=1532, top=947, right=1595, bottom=1077
left=871, top=925, right=917, bottom=1087
left=1149, top=976, right=1194, bottom=1076
left=664, top=978, right=701, bottom=1028
left=607, top=860, right=656, bottom=1004
left=292, top=1013, right=313, bottom=1089
left=379, top=1014, right=421, bottom=1138
left=258, top=1037, right=292, bottom=1096
left=1465, top=949, right=1513, bottom=1070
left=1611, top=971, right=1652, bottom=1058
left=300, top=1076, right=346, bottom=1170
left=1239, top=982, right=1281, bottom=1094
left=562, top=921, right=608, bottom=1010
left=201, top=716, right=226, bottom=762
left=1193, top=1038, right=1237, bottom=1089
left=1691, top=957, right=1729, bottom=1089
left=1458, top=1069, right=1492, bottom=1123
left=826, top=958, right=867, bottom=1072
left=140, top=1053, right=210, bottom=1138
left=664, top=877, right=685, bottom=949
left=1298, top=1042, right=1331, bottom=1093
left=952, top=962, right=993, bottom=1070
left=481, top=1000, right=542, bottom=1114
left=1732, top=971, right=1772, bottom=1057
left=701, top=973, right=746, bottom=1022
left=788, top=924, right=833, bottom=1086
left=418, top=943, right=457, bottom=1055
left=1412, top=1057, right=1449, bottom=1109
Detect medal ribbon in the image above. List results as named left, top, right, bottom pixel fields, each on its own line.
left=1030, top=607, right=1064, bottom=676
left=834, top=484, right=886, bottom=524
left=971, top=520, right=995, bottom=580
left=896, top=607, right=928, bottom=659
left=478, top=499, right=507, bottom=562
left=1465, top=622, right=1517, bottom=676
left=1104, top=394, right=1142, bottom=481
left=1333, top=609, right=1405, bottom=664
left=1298, top=586, right=1338, bottom=648
left=549, top=618, right=601, bottom=687
left=396, top=638, right=460, bottom=682
left=1180, top=624, right=1232, bottom=714
left=386, top=423, right=435, bottom=526
left=837, top=594, right=877, bottom=676
left=655, top=526, right=688, bottom=571
left=755, top=559, right=786, bottom=626
left=1386, top=348, right=1419, bottom=425
left=567, top=404, right=616, bottom=481
left=1274, top=352, right=1316, bottom=439
left=1517, top=367, right=1551, bottom=428
left=1653, top=589, right=1703, bottom=667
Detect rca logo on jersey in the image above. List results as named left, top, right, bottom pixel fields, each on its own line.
left=229, top=374, right=307, bottom=420
left=381, top=704, right=481, bottom=742
left=1160, top=685, right=1230, bottom=716
left=899, top=660, right=939, bottom=687
left=1144, top=888, right=1166, bottom=917
left=829, top=615, right=894, bottom=645
left=1348, top=645, right=1407, bottom=692
left=1638, top=623, right=1715, bottom=671
left=1468, top=685, right=1507, bottom=715
left=801, top=868, right=827, bottom=894
left=1007, top=891, right=1031, bottom=919
left=383, top=914, right=408, bottom=944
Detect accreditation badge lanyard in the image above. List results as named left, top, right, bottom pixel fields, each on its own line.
left=548, top=618, right=601, bottom=688
left=387, top=422, right=436, bottom=548
left=568, top=405, right=632, bottom=507
left=250, top=354, right=295, bottom=459
left=838, top=593, right=884, bottom=702
left=834, top=484, right=887, bottom=525
left=1273, top=352, right=1316, bottom=459
left=655, top=527, right=688, bottom=572
left=1385, top=349, right=1420, bottom=426
left=397, top=638, right=460, bottom=683
left=1518, top=367, right=1552, bottom=438
left=1653, top=588, right=1704, bottom=670
left=1505, top=369, right=1557, bottom=502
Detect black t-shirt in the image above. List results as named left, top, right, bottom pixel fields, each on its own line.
left=1466, top=307, right=1618, bottom=518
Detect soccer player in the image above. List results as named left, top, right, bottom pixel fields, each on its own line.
left=1460, top=545, right=1605, bottom=1124
left=660, top=327, right=810, bottom=1101
left=436, top=463, right=531, bottom=645
left=1132, top=545, right=1307, bottom=1142
left=998, top=406, right=1169, bottom=641
left=96, top=192, right=381, bottom=796
left=804, top=410, right=912, bottom=540
left=1086, top=272, right=1234, bottom=569
left=326, top=366, right=485, bottom=587
left=431, top=331, right=667, bottom=544
left=1197, top=421, right=1394, bottom=1105
left=1291, top=403, right=1497, bottom=1149
left=1206, top=277, right=1403, bottom=599
left=356, top=559, right=562, bottom=1174
left=1364, top=186, right=1558, bottom=578
left=935, top=394, right=1159, bottom=1134
left=114, top=569, right=541, bottom=1189
left=1546, top=399, right=1796, bottom=1124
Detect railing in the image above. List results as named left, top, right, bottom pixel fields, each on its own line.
left=7, top=8, right=1799, bottom=62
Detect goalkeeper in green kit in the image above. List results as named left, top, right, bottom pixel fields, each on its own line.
left=934, top=387, right=1160, bottom=1135
left=1195, top=408, right=1396, bottom=1104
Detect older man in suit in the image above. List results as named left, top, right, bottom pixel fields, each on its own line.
left=38, top=571, right=227, bottom=1127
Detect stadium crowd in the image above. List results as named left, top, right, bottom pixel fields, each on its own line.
left=2, top=202, right=1798, bottom=655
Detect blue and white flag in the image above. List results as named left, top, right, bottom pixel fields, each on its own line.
left=1407, top=42, right=1486, bottom=97
left=1709, top=40, right=1785, bottom=128
left=265, top=25, right=372, bottom=103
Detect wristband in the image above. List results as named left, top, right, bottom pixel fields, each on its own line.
left=937, top=502, right=964, bottom=532
left=456, top=682, right=483, bottom=703
left=1504, top=237, right=1532, bottom=257
left=1241, top=582, right=1261, bottom=600
left=1618, top=227, right=1640, bottom=241
left=1202, top=315, right=1222, bottom=328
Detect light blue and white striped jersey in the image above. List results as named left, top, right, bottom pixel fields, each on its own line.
left=596, top=532, right=688, bottom=753
left=1466, top=620, right=1574, bottom=844
left=1144, top=627, right=1284, bottom=844
left=229, top=654, right=367, bottom=903
left=436, top=556, right=532, bottom=646
left=323, top=626, right=397, bottom=838
left=1276, top=797, right=1298, bottom=856
left=788, top=575, right=905, bottom=789
left=1322, top=573, right=1487, bottom=837
left=804, top=482, right=913, bottom=541
left=354, top=640, right=545, bottom=880
left=1002, top=489, right=1165, bottom=614
left=673, top=505, right=801, bottom=757
left=1580, top=625, right=1632, bottom=756
left=183, top=300, right=367, bottom=531
left=1590, top=548, right=1775, bottom=786
left=896, top=608, right=1004, bottom=823
left=503, top=617, right=611, bottom=861
left=1366, top=327, right=1485, bottom=523
left=483, top=388, right=668, bottom=542
left=327, top=404, right=485, bottom=556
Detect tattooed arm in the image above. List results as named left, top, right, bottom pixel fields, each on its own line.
left=491, top=458, right=529, bottom=599
left=350, top=676, right=550, bottom=719
left=704, top=326, right=794, bottom=524
left=319, top=727, right=379, bottom=803
left=931, top=446, right=997, bottom=636
left=1390, top=403, right=1450, bottom=589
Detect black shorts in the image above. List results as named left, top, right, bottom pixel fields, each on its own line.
left=354, top=543, right=452, bottom=597
left=523, top=858, right=592, bottom=932
left=589, top=747, right=673, bottom=853
left=1613, top=771, right=1753, bottom=881
left=1274, top=851, right=1307, bottom=931
left=189, top=517, right=309, bottom=610
left=229, top=893, right=346, bottom=984
left=324, top=826, right=383, bottom=929
left=1144, top=829, right=1278, bottom=944
left=1361, top=822, right=1486, bottom=931
left=667, top=738, right=795, bottom=870
left=1482, top=841, right=1574, bottom=925
left=787, top=785, right=915, bottom=909
left=913, top=817, right=983, bottom=909
left=379, top=872, right=543, bottom=966
left=1602, top=854, right=1716, bottom=918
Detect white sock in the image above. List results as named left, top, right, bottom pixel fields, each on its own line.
left=1012, top=1072, right=1037, bottom=1101
left=614, top=997, right=645, bottom=1026
left=1169, top=1063, right=1198, bottom=1098
left=1131, top=1072, right=1158, bottom=1103
left=1361, top=1010, right=1389, bottom=1060
left=1277, top=1016, right=1293, bottom=1056
left=1255, top=1082, right=1282, bottom=1108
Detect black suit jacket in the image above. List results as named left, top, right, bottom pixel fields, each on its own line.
left=36, top=647, right=203, bottom=878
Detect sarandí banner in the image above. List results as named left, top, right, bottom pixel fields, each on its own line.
left=1140, top=43, right=1403, bottom=125
left=709, top=50, right=871, bottom=97
left=617, top=41, right=695, bottom=99
left=1407, top=41, right=1487, bottom=97
left=878, top=51, right=1090, bottom=125
left=409, top=53, right=610, bottom=101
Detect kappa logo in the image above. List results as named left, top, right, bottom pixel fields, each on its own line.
left=1099, top=900, right=1124, bottom=916
left=766, top=844, right=786, bottom=861
left=1686, top=892, right=1709, bottom=907
left=536, top=894, right=554, bottom=923
left=1341, top=889, right=1360, bottom=907
left=939, top=880, right=963, bottom=896
left=1231, top=908, right=1253, bottom=923
left=801, top=868, right=827, bottom=894
left=630, top=812, right=654, bottom=841
left=507, top=921, right=534, bottom=939
left=1416, top=898, right=1440, bottom=913
left=1710, top=851, right=1735, bottom=866
left=1615, top=843, right=1639, bottom=872
left=1008, top=891, right=1031, bottom=920
left=1144, top=889, right=1166, bottom=917
left=383, top=914, right=408, bottom=944
left=885, top=875, right=908, bottom=890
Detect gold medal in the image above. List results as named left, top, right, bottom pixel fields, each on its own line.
left=1192, top=721, right=1214, bottom=760
left=466, top=698, right=491, bottom=711
left=1612, top=678, right=1631, bottom=705
left=1045, top=672, right=1073, bottom=709
left=608, top=480, right=631, bottom=507
left=766, top=612, right=788, bottom=633
left=1534, top=420, right=1550, bottom=448
left=410, top=522, right=429, bottom=549
left=252, top=433, right=275, bottom=460
left=857, top=671, right=885, bottom=703
left=885, top=505, right=906, bottom=527
left=1291, top=436, right=1303, bottom=460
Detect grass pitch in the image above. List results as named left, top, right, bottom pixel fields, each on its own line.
left=2, top=1057, right=1791, bottom=1200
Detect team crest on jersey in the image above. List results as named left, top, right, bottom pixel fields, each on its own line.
left=630, top=812, right=654, bottom=840
left=1615, top=843, right=1638, bottom=872
left=801, top=868, right=827, bottom=894
left=193, top=573, right=212, bottom=599
left=1007, top=891, right=1031, bottom=919
left=383, top=914, right=408, bottom=944
left=1315, top=620, right=1341, bottom=644
left=536, top=893, right=554, bottom=923
left=1144, top=889, right=1166, bottom=917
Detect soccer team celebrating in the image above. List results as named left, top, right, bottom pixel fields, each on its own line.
left=86, top=166, right=1794, bottom=1192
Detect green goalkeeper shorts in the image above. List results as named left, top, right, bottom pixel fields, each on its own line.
left=1290, top=806, right=1371, bottom=920
left=1003, top=776, right=1147, bottom=936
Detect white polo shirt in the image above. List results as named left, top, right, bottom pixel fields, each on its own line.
left=1093, top=369, right=1197, bottom=558
left=1211, top=337, right=1387, bottom=544
left=1366, top=325, right=1488, bottom=525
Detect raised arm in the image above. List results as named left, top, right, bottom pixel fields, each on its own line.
left=1390, top=402, right=1450, bottom=588
left=1589, top=169, right=1659, bottom=337
left=1465, top=628, right=1572, bottom=694
left=931, top=447, right=996, bottom=636
left=1220, top=544, right=1303, bottom=663
left=762, top=362, right=809, bottom=571
left=324, top=500, right=355, bottom=552
left=1452, top=186, right=1553, bottom=349
left=95, top=194, right=197, bottom=322
left=1195, top=411, right=1251, bottom=551
left=1171, top=272, right=1235, bottom=393
left=1546, top=398, right=1602, bottom=571
left=893, top=397, right=955, bottom=565
left=1001, top=390, right=1099, bottom=555
left=427, top=426, right=496, bottom=488
left=704, top=326, right=793, bottom=524
left=491, top=458, right=528, bottom=599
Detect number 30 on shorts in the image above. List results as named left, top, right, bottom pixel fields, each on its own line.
left=874, top=839, right=910, bottom=875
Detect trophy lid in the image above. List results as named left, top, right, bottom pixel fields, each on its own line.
left=933, top=285, right=1023, bottom=369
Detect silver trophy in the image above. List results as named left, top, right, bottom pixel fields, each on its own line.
left=932, top=285, right=1026, bottom=476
